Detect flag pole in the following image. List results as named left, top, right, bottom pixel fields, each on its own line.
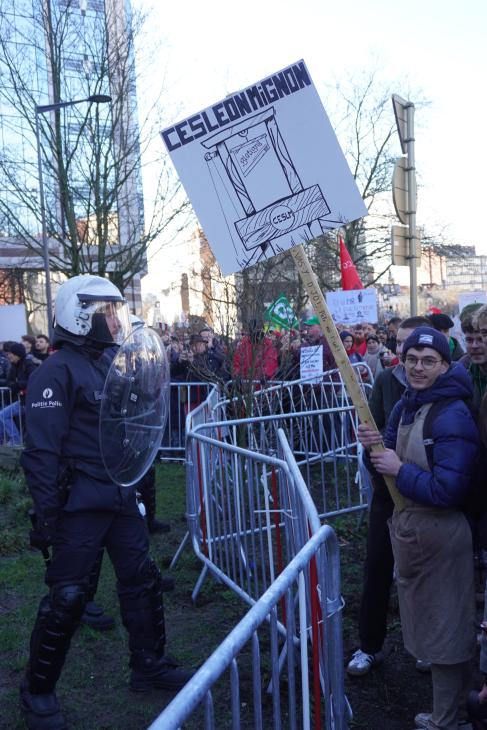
left=290, top=243, right=405, bottom=511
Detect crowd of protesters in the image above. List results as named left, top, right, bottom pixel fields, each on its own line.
left=0, top=334, right=51, bottom=445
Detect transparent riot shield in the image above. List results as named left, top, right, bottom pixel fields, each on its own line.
left=99, top=327, right=169, bottom=486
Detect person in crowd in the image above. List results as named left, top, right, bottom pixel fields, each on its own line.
left=340, top=331, right=365, bottom=366
left=32, top=334, right=51, bottom=362
left=362, top=333, right=397, bottom=379
left=300, top=316, right=336, bottom=371
left=428, top=312, right=465, bottom=362
left=458, top=305, right=487, bottom=408
left=0, top=341, right=37, bottom=445
left=0, top=340, right=11, bottom=384
left=199, top=326, right=227, bottom=378
left=466, top=304, right=487, bottom=725
left=160, top=329, right=171, bottom=347
left=21, top=334, right=36, bottom=355
left=386, top=316, right=402, bottom=353
left=352, top=324, right=367, bottom=355
left=362, top=322, right=376, bottom=338
left=232, top=319, right=279, bottom=382
left=20, top=275, right=192, bottom=730
left=173, top=333, right=228, bottom=383
left=347, top=316, right=431, bottom=678
left=376, top=326, right=388, bottom=346
left=358, top=326, right=480, bottom=730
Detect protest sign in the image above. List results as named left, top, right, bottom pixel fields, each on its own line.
left=300, top=345, right=323, bottom=383
left=264, top=293, right=298, bottom=331
left=161, top=60, right=366, bottom=275
left=0, top=304, right=27, bottom=342
left=326, top=288, right=378, bottom=325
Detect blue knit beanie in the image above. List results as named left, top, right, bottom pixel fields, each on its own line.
left=402, top=326, right=451, bottom=363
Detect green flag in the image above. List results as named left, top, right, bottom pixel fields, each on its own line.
left=264, top=293, right=298, bottom=331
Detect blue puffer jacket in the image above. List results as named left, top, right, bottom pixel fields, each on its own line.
left=383, top=362, right=481, bottom=508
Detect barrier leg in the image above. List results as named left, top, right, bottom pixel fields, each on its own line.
left=169, top=530, right=190, bottom=570
left=191, top=564, right=209, bottom=603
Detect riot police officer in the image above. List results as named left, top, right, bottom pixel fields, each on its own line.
left=20, top=275, right=192, bottom=730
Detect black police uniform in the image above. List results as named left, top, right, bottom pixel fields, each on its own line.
left=21, top=340, right=189, bottom=729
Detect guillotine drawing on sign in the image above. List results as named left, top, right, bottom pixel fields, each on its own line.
left=202, top=107, right=344, bottom=268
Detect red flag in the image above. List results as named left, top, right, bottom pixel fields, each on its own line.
left=339, top=237, right=363, bottom=290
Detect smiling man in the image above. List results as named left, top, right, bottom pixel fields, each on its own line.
left=358, top=326, right=481, bottom=730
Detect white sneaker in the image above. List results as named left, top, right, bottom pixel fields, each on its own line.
left=414, top=712, right=472, bottom=729
left=414, top=713, right=430, bottom=729
left=346, top=649, right=384, bottom=676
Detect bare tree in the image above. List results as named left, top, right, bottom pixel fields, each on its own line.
left=0, top=0, right=189, bottom=295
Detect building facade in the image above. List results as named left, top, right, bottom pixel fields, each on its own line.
left=148, top=228, right=237, bottom=335
left=0, top=0, right=145, bottom=331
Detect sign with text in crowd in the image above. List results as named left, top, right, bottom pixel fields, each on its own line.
left=160, top=60, right=367, bottom=275
left=0, top=304, right=27, bottom=342
left=300, top=345, right=323, bottom=383
left=326, top=288, right=378, bottom=325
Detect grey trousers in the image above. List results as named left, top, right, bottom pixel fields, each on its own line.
left=427, top=661, right=471, bottom=730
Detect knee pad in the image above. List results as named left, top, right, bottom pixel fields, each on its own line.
left=50, top=584, right=87, bottom=627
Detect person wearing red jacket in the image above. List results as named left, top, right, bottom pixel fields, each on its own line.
left=232, top=321, right=279, bottom=381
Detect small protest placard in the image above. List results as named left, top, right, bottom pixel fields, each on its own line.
left=161, top=60, right=366, bottom=275
left=0, top=304, right=27, bottom=342
left=300, top=345, right=323, bottom=383
left=326, top=288, right=378, bottom=325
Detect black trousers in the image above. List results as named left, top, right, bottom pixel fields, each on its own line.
left=44, top=506, right=163, bottom=653
left=358, top=481, right=395, bottom=654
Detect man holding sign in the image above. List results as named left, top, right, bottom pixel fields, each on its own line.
left=358, top=327, right=480, bottom=730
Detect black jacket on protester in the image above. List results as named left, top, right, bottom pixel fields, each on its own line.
left=20, top=342, right=135, bottom=522
left=6, top=355, right=38, bottom=400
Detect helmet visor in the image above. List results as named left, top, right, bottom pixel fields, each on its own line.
left=76, top=298, right=131, bottom=345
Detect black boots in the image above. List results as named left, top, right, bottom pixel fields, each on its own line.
left=148, top=517, right=171, bottom=534
left=79, top=549, right=115, bottom=631
left=129, top=650, right=195, bottom=692
left=80, top=600, right=115, bottom=631
left=20, top=681, right=67, bottom=730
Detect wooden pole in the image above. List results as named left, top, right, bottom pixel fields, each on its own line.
left=290, top=244, right=405, bottom=511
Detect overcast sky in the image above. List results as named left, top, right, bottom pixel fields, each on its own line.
left=134, top=0, right=487, bottom=291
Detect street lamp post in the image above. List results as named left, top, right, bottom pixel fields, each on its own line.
left=34, top=94, right=111, bottom=340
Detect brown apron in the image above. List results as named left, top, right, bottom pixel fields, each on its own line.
left=388, top=403, right=476, bottom=664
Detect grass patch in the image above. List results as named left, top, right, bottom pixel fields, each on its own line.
left=0, top=462, right=247, bottom=730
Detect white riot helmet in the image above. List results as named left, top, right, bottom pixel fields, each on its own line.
left=129, top=313, right=145, bottom=330
left=54, top=275, right=131, bottom=347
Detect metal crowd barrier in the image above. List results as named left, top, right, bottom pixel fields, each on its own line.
left=149, top=524, right=349, bottom=730
left=171, top=367, right=373, bottom=572
left=185, top=424, right=323, bottom=605
left=159, top=382, right=218, bottom=461
left=168, top=383, right=220, bottom=569
left=210, top=364, right=374, bottom=520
